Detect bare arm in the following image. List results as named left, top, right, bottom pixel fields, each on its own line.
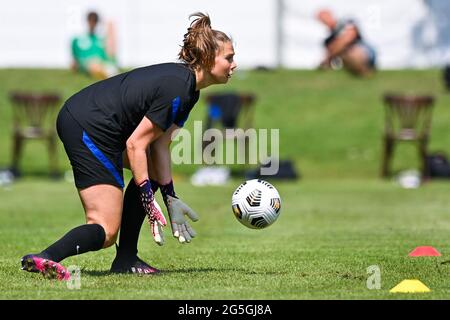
left=126, top=116, right=163, bottom=185
left=149, top=124, right=180, bottom=185
left=105, top=20, right=117, bottom=60
left=150, top=124, right=198, bottom=244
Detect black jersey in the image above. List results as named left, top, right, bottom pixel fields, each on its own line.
left=65, top=63, right=199, bottom=152
left=324, top=19, right=362, bottom=48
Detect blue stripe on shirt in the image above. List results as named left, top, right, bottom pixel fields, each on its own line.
left=82, top=131, right=124, bottom=188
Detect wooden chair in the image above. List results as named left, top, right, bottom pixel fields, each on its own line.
left=9, top=91, right=61, bottom=177
left=381, top=93, right=434, bottom=178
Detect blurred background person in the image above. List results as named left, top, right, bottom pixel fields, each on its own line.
left=71, top=11, right=119, bottom=79
left=317, top=9, right=376, bottom=77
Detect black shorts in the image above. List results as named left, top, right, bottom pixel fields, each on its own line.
left=56, top=106, right=125, bottom=190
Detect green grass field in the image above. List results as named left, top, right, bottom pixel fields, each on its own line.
left=1, top=68, right=450, bottom=299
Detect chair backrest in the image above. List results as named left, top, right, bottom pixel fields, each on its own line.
left=383, top=93, right=434, bottom=140
left=205, top=93, right=256, bottom=130
left=10, top=91, right=61, bottom=138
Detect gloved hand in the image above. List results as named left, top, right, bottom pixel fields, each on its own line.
left=138, top=179, right=167, bottom=246
left=160, top=181, right=199, bottom=244
left=163, top=195, right=199, bottom=243
left=148, top=199, right=166, bottom=246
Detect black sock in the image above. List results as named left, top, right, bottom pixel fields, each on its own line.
left=116, top=178, right=158, bottom=260
left=40, top=224, right=106, bottom=262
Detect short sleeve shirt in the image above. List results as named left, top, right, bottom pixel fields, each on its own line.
left=71, top=33, right=109, bottom=71
left=65, top=63, right=199, bottom=152
left=324, top=19, right=361, bottom=48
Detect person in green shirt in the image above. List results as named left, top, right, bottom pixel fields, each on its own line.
left=71, top=11, right=119, bottom=79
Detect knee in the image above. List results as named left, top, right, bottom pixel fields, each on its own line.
left=88, top=63, right=108, bottom=80
left=103, top=230, right=119, bottom=248
left=86, top=221, right=118, bottom=248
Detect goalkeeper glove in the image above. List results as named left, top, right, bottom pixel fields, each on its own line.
left=137, top=179, right=167, bottom=246
left=160, top=181, right=199, bottom=244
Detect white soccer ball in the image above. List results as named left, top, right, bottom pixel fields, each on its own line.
left=231, top=179, right=281, bottom=229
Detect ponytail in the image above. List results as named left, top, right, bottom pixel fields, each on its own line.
left=178, top=12, right=231, bottom=71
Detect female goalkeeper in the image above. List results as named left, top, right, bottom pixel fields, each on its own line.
left=21, top=12, right=236, bottom=279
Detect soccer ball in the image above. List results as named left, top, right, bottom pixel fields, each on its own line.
left=231, top=179, right=281, bottom=229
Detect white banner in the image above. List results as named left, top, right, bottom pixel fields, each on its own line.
left=0, top=0, right=448, bottom=69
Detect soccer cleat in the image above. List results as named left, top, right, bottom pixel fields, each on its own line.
left=20, top=254, right=40, bottom=273
left=110, top=256, right=161, bottom=275
left=21, top=254, right=70, bottom=281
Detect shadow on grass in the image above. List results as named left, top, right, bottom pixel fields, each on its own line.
left=82, top=267, right=286, bottom=277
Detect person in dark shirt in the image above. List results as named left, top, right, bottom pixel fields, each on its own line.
left=317, top=9, right=376, bottom=77
left=21, top=12, right=236, bottom=279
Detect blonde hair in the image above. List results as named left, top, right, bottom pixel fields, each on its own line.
left=178, top=12, right=231, bottom=71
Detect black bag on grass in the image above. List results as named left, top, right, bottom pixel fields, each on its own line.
left=245, top=159, right=299, bottom=180
left=444, top=65, right=450, bottom=91
left=426, top=152, right=450, bottom=178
